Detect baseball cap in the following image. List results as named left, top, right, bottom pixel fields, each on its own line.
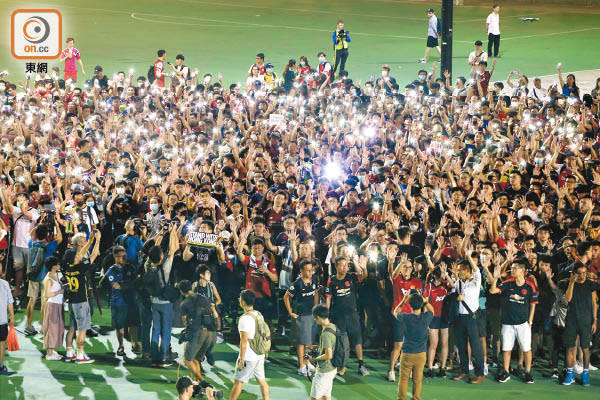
left=265, top=62, right=274, bottom=68
left=474, top=40, right=483, bottom=46
left=427, top=8, right=435, bottom=13
left=94, top=65, right=103, bottom=73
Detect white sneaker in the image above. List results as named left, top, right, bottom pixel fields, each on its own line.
left=574, top=362, right=584, bottom=375
left=469, top=362, right=474, bottom=371
left=387, top=370, right=396, bottom=382
left=484, top=363, right=489, bottom=376
left=306, top=362, right=316, bottom=373
left=419, top=58, right=427, bottom=63
left=589, top=364, right=598, bottom=371
left=394, top=361, right=400, bottom=369
left=297, top=366, right=309, bottom=376
left=215, top=332, right=224, bottom=344
left=46, top=353, right=63, bottom=361
left=359, top=365, right=370, bottom=376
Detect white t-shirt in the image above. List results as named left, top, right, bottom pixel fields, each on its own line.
left=238, top=311, right=265, bottom=361
left=468, top=50, right=488, bottom=66
left=486, top=12, right=500, bottom=35
left=12, top=207, right=39, bottom=248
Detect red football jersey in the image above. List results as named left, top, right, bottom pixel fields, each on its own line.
left=392, top=276, right=422, bottom=313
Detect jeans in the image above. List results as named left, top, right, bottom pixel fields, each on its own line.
left=139, top=303, right=153, bottom=354
left=398, top=352, right=426, bottom=400
left=151, top=302, right=173, bottom=362
left=456, top=314, right=484, bottom=376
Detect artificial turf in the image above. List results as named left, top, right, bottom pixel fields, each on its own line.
left=2, top=298, right=599, bottom=399
left=0, top=0, right=599, bottom=86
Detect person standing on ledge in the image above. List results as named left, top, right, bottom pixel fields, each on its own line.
left=332, top=20, right=350, bottom=77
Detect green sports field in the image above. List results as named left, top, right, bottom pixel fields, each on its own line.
left=2, top=303, right=600, bottom=400
left=1, top=0, right=600, bottom=398
left=1, top=0, right=600, bottom=86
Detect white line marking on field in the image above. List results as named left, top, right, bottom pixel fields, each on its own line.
left=500, top=26, right=600, bottom=40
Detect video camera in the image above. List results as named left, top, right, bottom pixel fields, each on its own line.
left=338, top=29, right=346, bottom=38
left=192, top=380, right=223, bottom=399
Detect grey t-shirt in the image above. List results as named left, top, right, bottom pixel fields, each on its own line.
left=396, top=311, right=433, bottom=354
left=428, top=16, right=438, bottom=37
left=316, top=323, right=337, bottom=373
left=0, top=278, right=14, bottom=325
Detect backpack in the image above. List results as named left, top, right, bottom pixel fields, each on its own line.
left=100, top=235, right=128, bottom=273
left=324, top=326, right=349, bottom=369
left=147, top=65, right=156, bottom=83
left=244, top=311, right=271, bottom=355
left=143, top=263, right=179, bottom=303
left=27, top=241, right=48, bottom=282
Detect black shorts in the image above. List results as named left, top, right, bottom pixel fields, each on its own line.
left=427, top=36, right=439, bottom=48
left=0, top=324, right=7, bottom=341
left=112, top=306, right=129, bottom=330
left=332, top=311, right=362, bottom=346
left=564, top=318, right=592, bottom=349
left=430, top=316, right=449, bottom=330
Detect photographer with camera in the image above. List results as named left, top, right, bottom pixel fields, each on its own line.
left=332, top=20, right=350, bottom=77
left=118, top=218, right=146, bottom=265
left=176, top=376, right=221, bottom=400
left=307, top=304, right=337, bottom=400
left=394, top=291, right=434, bottom=400
left=179, top=279, right=219, bottom=382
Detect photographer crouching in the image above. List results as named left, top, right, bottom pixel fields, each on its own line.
left=176, top=376, right=222, bottom=400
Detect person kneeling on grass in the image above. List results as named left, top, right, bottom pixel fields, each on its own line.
left=394, top=291, right=434, bottom=400
left=179, top=279, right=219, bottom=383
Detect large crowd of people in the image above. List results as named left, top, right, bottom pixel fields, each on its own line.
left=0, top=15, right=600, bottom=399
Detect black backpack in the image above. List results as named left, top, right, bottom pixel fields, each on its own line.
left=324, top=327, right=349, bottom=369
left=143, top=263, right=179, bottom=303
left=147, top=65, right=156, bottom=83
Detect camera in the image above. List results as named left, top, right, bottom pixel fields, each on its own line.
left=338, top=29, right=346, bottom=37
left=193, top=381, right=223, bottom=399
left=303, top=347, right=319, bottom=360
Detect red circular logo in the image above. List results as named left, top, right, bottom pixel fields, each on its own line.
left=345, top=281, right=350, bottom=287
left=521, top=289, right=527, bottom=295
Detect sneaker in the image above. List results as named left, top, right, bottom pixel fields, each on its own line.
left=394, top=361, right=400, bottom=369
left=484, top=363, right=489, bottom=376
left=45, top=353, right=63, bottom=361
left=159, top=360, right=172, bottom=368
left=75, top=355, right=95, bottom=364
left=116, top=347, right=125, bottom=357
left=589, top=364, right=598, bottom=371
left=436, top=368, right=446, bottom=378
left=562, top=369, right=575, bottom=385
left=358, top=365, right=370, bottom=376
left=387, top=370, right=396, bottom=382
left=424, top=368, right=435, bottom=378
left=582, top=370, right=590, bottom=387
left=496, top=369, right=510, bottom=383
left=215, top=331, right=224, bottom=344
left=131, top=345, right=142, bottom=355
left=64, top=353, right=76, bottom=362
left=523, top=372, right=534, bottom=384
left=24, top=326, right=38, bottom=336
left=469, top=362, right=474, bottom=371
left=551, top=369, right=559, bottom=379
left=418, top=58, right=427, bottom=63
left=306, top=362, right=316, bottom=373
left=0, top=365, right=9, bottom=375
left=574, top=362, right=584, bottom=375
left=298, top=366, right=309, bottom=376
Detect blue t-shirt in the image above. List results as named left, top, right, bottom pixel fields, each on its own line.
left=119, top=234, right=144, bottom=264
left=396, top=311, right=434, bottom=354
left=106, top=265, right=126, bottom=307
